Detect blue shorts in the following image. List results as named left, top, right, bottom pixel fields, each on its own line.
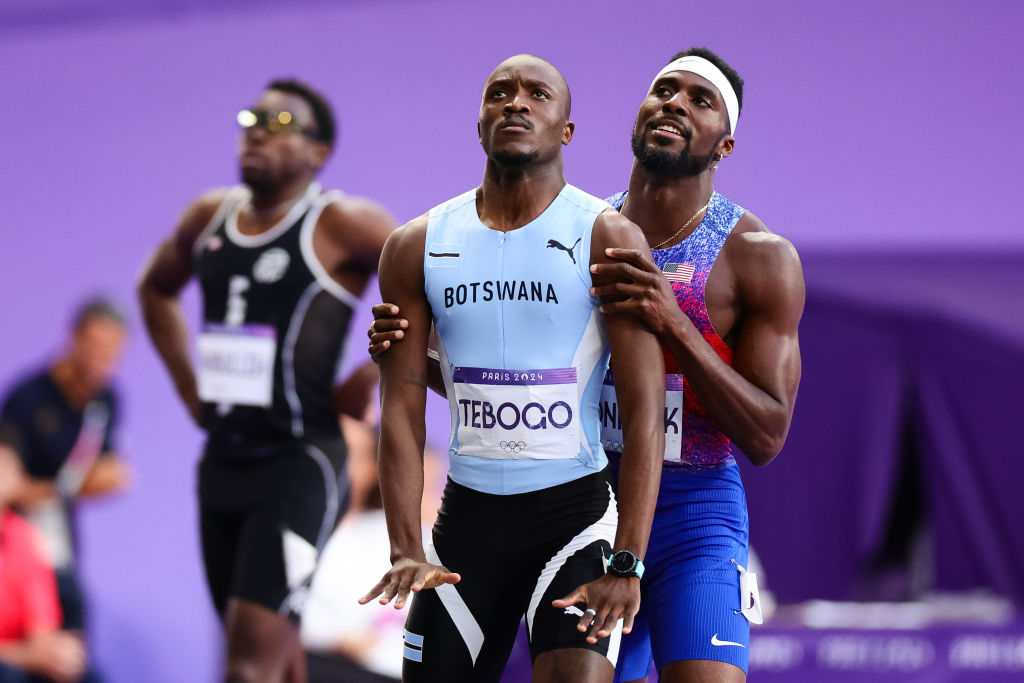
left=612, top=463, right=751, bottom=680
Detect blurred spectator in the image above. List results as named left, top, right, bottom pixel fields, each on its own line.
left=302, top=416, right=443, bottom=683
left=0, top=299, right=131, bottom=657
left=0, top=428, right=92, bottom=683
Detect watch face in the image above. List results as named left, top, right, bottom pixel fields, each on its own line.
left=610, top=552, right=636, bottom=574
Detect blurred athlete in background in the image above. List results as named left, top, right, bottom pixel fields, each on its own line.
left=138, top=78, right=394, bottom=682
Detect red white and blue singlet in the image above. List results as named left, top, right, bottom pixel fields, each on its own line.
left=606, top=189, right=745, bottom=469
left=606, top=190, right=755, bottom=678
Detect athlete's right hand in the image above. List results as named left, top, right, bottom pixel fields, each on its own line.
left=358, top=557, right=461, bottom=610
left=367, top=303, right=409, bottom=360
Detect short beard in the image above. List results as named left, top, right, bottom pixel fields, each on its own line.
left=492, top=148, right=539, bottom=167
left=631, top=130, right=720, bottom=178
left=241, top=169, right=276, bottom=195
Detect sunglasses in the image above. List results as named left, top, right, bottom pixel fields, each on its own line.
left=236, top=108, right=319, bottom=138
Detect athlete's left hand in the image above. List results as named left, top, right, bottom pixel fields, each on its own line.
left=590, top=248, right=682, bottom=337
left=552, top=573, right=640, bottom=644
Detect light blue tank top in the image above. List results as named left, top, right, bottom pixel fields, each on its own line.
left=424, top=184, right=611, bottom=495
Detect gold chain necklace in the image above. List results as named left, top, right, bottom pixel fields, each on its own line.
left=649, top=193, right=714, bottom=250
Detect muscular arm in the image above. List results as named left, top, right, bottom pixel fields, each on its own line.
left=367, top=305, right=447, bottom=398
left=136, top=192, right=224, bottom=422
left=596, top=216, right=805, bottom=466
left=665, top=231, right=804, bottom=465
left=375, top=217, right=432, bottom=565
left=591, top=212, right=665, bottom=560
left=360, top=217, right=459, bottom=610
left=554, top=212, right=665, bottom=643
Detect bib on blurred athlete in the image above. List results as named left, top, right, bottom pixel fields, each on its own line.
left=452, top=366, right=580, bottom=460
left=600, top=370, right=684, bottom=461
left=197, top=323, right=276, bottom=407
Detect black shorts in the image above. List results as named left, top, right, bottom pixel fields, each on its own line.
left=198, top=435, right=347, bottom=620
left=402, top=469, right=619, bottom=682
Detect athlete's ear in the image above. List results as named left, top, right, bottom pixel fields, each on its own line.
left=562, top=120, right=575, bottom=146
left=477, top=120, right=483, bottom=144
left=308, top=140, right=331, bottom=172
left=716, top=135, right=735, bottom=160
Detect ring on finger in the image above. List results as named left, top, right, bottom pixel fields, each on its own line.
left=585, top=608, right=597, bottom=616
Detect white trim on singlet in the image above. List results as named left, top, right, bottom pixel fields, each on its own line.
left=282, top=281, right=323, bottom=439
left=298, top=190, right=361, bottom=308
left=572, top=308, right=608, bottom=465
left=426, top=541, right=485, bottom=664
left=192, top=187, right=248, bottom=261
left=305, top=444, right=342, bottom=551
left=526, top=482, right=621, bottom=665
left=224, top=182, right=321, bottom=248
left=437, top=337, right=458, bottom=453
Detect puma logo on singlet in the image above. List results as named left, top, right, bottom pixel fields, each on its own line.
left=563, top=605, right=585, bottom=617
left=546, top=238, right=581, bottom=264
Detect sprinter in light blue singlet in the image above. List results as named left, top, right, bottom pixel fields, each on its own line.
left=426, top=183, right=612, bottom=495
left=361, top=55, right=666, bottom=683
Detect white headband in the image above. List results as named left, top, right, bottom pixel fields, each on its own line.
left=650, top=56, right=739, bottom=135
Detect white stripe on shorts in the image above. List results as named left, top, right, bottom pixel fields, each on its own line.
left=526, top=481, right=623, bottom=665
left=426, top=541, right=485, bottom=664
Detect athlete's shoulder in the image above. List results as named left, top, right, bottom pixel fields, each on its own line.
left=727, top=211, right=804, bottom=307
left=428, top=188, right=478, bottom=220
left=729, top=211, right=800, bottom=264
left=184, top=186, right=238, bottom=227
left=379, top=214, right=429, bottom=282
left=558, top=183, right=611, bottom=216
left=175, top=186, right=241, bottom=247
left=591, top=206, right=649, bottom=254
left=317, top=190, right=397, bottom=258
left=384, top=213, right=430, bottom=252
left=318, top=191, right=396, bottom=235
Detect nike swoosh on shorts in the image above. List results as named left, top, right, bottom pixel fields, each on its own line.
left=710, top=633, right=746, bottom=647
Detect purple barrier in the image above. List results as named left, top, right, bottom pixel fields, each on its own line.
left=746, top=622, right=1024, bottom=682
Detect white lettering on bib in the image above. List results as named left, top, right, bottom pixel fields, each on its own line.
left=451, top=366, right=580, bottom=460
left=599, top=370, right=684, bottom=461
left=197, top=323, right=276, bottom=407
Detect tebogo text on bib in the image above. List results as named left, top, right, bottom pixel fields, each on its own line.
left=452, top=366, right=580, bottom=460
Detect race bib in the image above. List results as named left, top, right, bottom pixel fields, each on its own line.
left=599, top=370, right=684, bottom=461
left=452, top=366, right=580, bottom=460
left=197, top=323, right=276, bottom=407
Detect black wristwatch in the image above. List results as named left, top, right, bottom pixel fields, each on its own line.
left=606, top=550, right=645, bottom=579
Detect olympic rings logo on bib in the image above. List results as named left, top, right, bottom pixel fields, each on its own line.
left=451, top=366, right=581, bottom=461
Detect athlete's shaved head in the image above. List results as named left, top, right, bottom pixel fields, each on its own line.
left=484, top=54, right=572, bottom=117
left=478, top=53, right=575, bottom=169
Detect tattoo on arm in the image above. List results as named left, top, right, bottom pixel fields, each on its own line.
left=403, top=369, right=428, bottom=389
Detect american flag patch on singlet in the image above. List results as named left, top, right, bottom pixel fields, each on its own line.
left=662, top=262, right=695, bottom=283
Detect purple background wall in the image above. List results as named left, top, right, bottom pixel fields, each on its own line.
left=1, top=1, right=1021, bottom=680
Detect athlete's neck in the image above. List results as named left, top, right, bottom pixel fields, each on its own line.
left=477, top=161, right=566, bottom=232
left=622, top=162, right=716, bottom=247
left=247, top=177, right=314, bottom=218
